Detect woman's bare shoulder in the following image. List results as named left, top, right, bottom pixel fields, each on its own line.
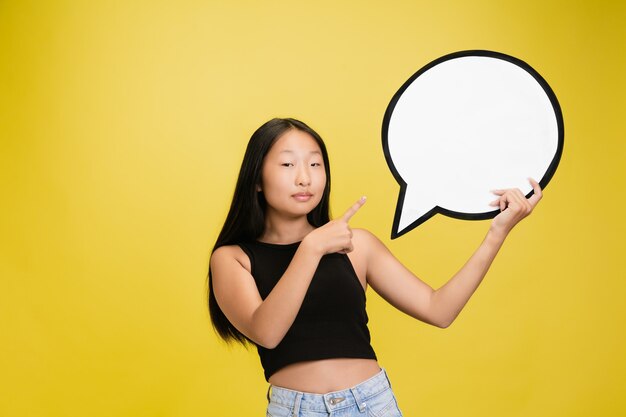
left=351, top=228, right=389, bottom=257
left=352, top=227, right=377, bottom=237
left=210, top=244, right=251, bottom=273
left=352, top=228, right=385, bottom=246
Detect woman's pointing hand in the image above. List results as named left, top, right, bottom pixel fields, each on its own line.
left=304, top=196, right=367, bottom=256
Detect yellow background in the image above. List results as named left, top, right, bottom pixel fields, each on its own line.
left=1, top=1, right=624, bottom=416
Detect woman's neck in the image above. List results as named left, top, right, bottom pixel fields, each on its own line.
left=259, top=212, right=315, bottom=244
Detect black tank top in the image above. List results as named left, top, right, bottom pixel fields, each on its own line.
left=237, top=240, right=377, bottom=381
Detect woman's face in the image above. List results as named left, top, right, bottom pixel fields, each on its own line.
left=259, top=129, right=326, bottom=219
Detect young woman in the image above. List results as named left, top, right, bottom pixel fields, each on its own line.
left=208, top=117, right=542, bottom=417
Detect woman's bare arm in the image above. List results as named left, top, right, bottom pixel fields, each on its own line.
left=363, top=178, right=543, bottom=328
left=211, top=242, right=322, bottom=348
left=427, top=229, right=506, bottom=327
left=211, top=197, right=367, bottom=348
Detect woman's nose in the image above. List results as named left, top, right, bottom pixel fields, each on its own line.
left=296, top=166, right=311, bottom=186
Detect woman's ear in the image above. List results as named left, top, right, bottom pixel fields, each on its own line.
left=256, top=185, right=262, bottom=192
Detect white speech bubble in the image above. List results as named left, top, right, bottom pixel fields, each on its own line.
left=382, top=50, right=563, bottom=239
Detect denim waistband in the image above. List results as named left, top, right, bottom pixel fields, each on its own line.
left=267, top=368, right=392, bottom=414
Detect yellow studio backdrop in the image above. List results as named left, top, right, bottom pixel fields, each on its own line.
left=1, top=1, right=624, bottom=416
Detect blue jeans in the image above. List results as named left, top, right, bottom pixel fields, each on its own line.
left=266, top=368, right=403, bottom=417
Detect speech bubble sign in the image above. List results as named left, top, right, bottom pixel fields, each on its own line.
left=382, top=50, right=564, bottom=239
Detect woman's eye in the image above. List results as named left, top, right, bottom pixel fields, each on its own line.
left=311, top=162, right=322, bottom=167
left=281, top=163, right=294, bottom=167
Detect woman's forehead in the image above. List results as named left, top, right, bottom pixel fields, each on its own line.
left=270, top=129, right=321, bottom=154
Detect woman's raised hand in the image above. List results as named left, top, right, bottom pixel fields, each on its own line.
left=488, top=178, right=543, bottom=238
left=303, top=196, right=367, bottom=256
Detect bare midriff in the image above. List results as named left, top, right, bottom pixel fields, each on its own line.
left=268, top=358, right=382, bottom=394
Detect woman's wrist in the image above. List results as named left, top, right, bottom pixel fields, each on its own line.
left=300, top=234, right=324, bottom=259
left=486, top=226, right=509, bottom=245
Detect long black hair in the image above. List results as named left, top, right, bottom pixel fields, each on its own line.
left=207, top=118, right=332, bottom=346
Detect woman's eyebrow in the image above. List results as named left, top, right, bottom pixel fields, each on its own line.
left=278, top=150, right=322, bottom=155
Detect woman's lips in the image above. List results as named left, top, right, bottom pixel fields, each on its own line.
left=292, top=193, right=313, bottom=202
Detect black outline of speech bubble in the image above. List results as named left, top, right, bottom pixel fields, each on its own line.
left=382, top=50, right=564, bottom=239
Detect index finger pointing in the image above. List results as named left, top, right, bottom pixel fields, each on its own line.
left=341, top=196, right=367, bottom=222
